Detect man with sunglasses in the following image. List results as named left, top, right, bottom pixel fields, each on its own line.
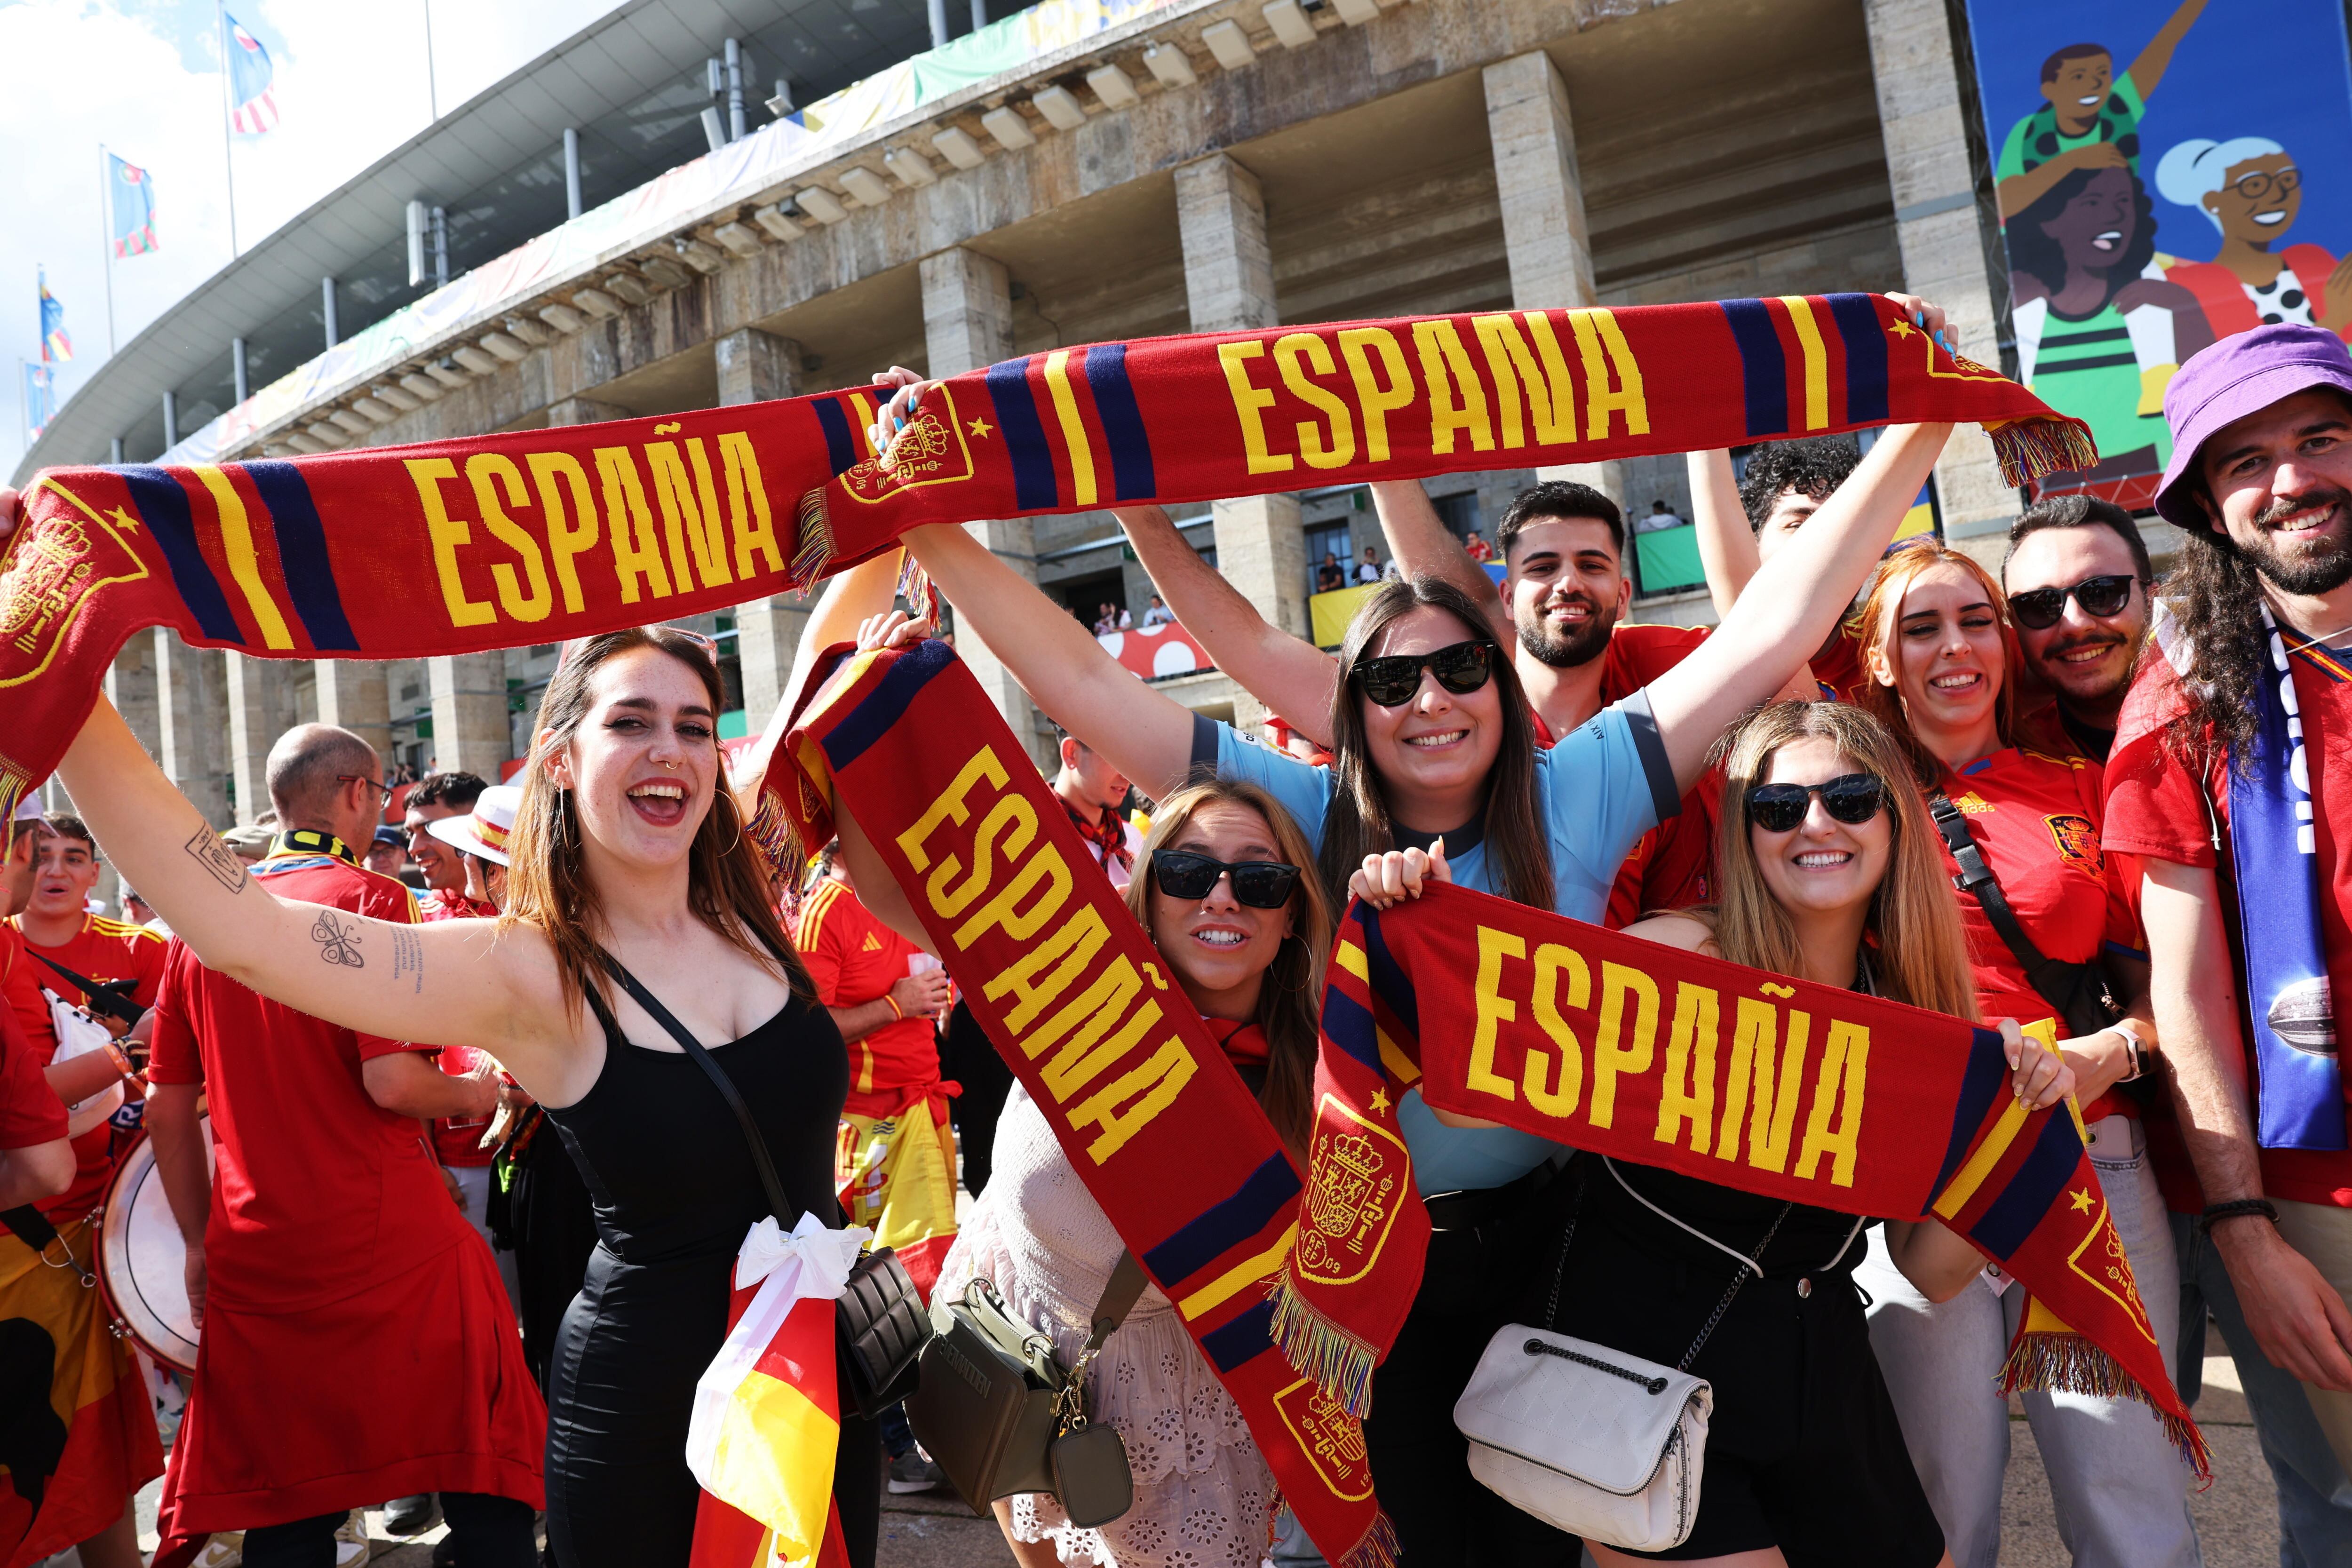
left=2002, top=495, right=2154, bottom=762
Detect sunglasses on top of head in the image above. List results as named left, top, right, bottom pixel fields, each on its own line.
left=1744, top=773, right=1888, bottom=834
left=1350, top=641, right=1494, bottom=708
left=2005, top=575, right=2138, bottom=631
left=1150, top=850, right=1303, bottom=910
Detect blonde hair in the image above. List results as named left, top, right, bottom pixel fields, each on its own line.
left=1705, top=701, right=1979, bottom=1021
left=1126, top=779, right=1331, bottom=1158
left=501, top=629, right=805, bottom=1022
left=1851, top=543, right=2023, bottom=787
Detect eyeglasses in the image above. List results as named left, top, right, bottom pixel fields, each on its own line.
left=2231, top=167, right=2300, bottom=202
left=337, top=774, right=396, bottom=807
left=1150, top=850, right=1303, bottom=910
left=1745, top=774, right=1888, bottom=834
left=2005, top=574, right=2138, bottom=630
left=1351, top=641, right=1494, bottom=708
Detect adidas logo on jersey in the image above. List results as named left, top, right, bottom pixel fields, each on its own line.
left=860, top=932, right=882, bottom=952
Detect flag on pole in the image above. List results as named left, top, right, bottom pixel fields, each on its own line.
left=23, top=362, right=56, bottom=441
left=38, top=273, right=71, bottom=362
left=224, top=13, right=278, bottom=135
left=108, top=156, right=157, bottom=257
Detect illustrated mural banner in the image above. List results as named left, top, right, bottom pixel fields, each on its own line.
left=1963, top=0, right=2352, bottom=509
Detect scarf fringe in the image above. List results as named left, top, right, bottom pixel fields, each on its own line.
left=791, top=487, right=834, bottom=588
left=1269, top=1270, right=1380, bottom=1418
left=1985, top=416, right=2100, bottom=488
left=1998, top=1330, right=2211, bottom=1481
left=1339, top=1511, right=1400, bottom=1568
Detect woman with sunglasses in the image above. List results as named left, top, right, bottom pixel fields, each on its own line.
left=1831, top=542, right=2191, bottom=1568
left=853, top=415, right=1947, bottom=1562
left=1363, top=700, right=2063, bottom=1568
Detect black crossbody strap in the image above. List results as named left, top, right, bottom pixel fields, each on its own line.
left=596, top=952, right=797, bottom=1226
left=1927, top=793, right=2097, bottom=1024
left=27, top=952, right=143, bottom=1025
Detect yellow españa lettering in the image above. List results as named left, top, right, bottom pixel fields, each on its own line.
left=717, top=432, right=785, bottom=579
left=1525, top=942, right=1588, bottom=1116
left=1069, top=1040, right=1197, bottom=1164
left=645, top=440, right=732, bottom=592
left=929, top=795, right=1038, bottom=919
left=1412, top=319, right=1493, bottom=456
left=1470, top=313, right=1580, bottom=449
left=1794, top=1020, right=1869, bottom=1186
left=953, top=844, right=1071, bottom=950
left=526, top=453, right=599, bottom=614
left=985, top=906, right=1110, bottom=1034
left=405, top=457, right=497, bottom=629
left=1469, top=926, right=1525, bottom=1102
left=1588, top=962, right=1659, bottom=1129
left=465, top=454, right=554, bottom=622
left=593, top=446, right=673, bottom=603
left=898, top=749, right=1008, bottom=873
left=1338, top=327, right=1413, bottom=463
left=1654, top=982, right=1720, bottom=1155
left=1567, top=309, right=1649, bottom=439
left=1720, top=996, right=1812, bottom=1174
left=1218, top=341, right=1294, bottom=476
left=1273, top=333, right=1357, bottom=470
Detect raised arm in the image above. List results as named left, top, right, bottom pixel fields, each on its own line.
left=1113, top=503, right=1340, bottom=747
left=780, top=549, right=906, bottom=718
left=2127, top=0, right=2209, bottom=99
left=902, top=523, right=1201, bottom=799
left=1644, top=422, right=1952, bottom=790
left=55, top=699, right=571, bottom=1069
left=1372, top=481, right=1514, bottom=647
left=1688, top=449, right=1757, bottom=620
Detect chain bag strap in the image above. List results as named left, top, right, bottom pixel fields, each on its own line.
left=597, top=951, right=929, bottom=1419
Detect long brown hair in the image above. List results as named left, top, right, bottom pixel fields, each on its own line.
left=1705, top=701, right=1979, bottom=1020
left=501, top=628, right=806, bottom=1022
left=1851, top=543, right=2023, bottom=787
left=1319, top=576, right=1552, bottom=914
left=1127, top=780, right=1330, bottom=1159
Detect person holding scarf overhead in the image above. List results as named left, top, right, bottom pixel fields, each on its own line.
left=2106, top=324, right=2352, bottom=1481
left=1819, top=542, right=2189, bottom=1568
left=1351, top=699, right=2027, bottom=1568
left=863, top=356, right=1953, bottom=1561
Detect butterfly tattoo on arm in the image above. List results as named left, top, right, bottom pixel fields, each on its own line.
left=311, top=910, right=366, bottom=968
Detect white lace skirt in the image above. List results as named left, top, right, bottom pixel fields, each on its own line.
left=934, top=1086, right=1274, bottom=1568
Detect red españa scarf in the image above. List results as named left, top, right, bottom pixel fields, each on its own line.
left=769, top=640, right=1396, bottom=1568
left=0, top=296, right=2088, bottom=820
left=1276, top=885, right=2206, bottom=1478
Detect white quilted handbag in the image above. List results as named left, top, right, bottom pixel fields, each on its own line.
left=1453, top=1159, right=1793, bottom=1553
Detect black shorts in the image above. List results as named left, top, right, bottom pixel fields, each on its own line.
left=1539, top=1170, right=1944, bottom=1567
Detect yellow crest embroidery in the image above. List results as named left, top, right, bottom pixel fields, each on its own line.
left=1274, top=1378, right=1376, bottom=1501
left=1295, top=1096, right=1407, bottom=1288
left=839, top=387, right=977, bottom=506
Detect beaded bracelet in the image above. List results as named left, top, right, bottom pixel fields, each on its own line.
left=2199, top=1197, right=2280, bottom=1235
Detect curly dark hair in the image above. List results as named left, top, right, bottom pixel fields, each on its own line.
left=1738, top=436, right=1862, bottom=531
left=2005, top=166, right=2158, bottom=303
left=2160, top=520, right=2271, bottom=768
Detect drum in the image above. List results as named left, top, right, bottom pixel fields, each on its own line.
left=95, top=1118, right=211, bottom=1374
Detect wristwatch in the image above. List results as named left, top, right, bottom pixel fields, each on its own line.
left=2108, top=1018, right=2152, bottom=1083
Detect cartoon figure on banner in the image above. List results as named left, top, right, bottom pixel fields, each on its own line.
left=1994, top=0, right=2211, bottom=221
left=2007, top=165, right=2213, bottom=509
left=2157, top=136, right=2352, bottom=341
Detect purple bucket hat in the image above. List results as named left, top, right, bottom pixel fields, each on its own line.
left=2156, top=323, right=2352, bottom=527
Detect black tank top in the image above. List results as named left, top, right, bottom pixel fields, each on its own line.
left=545, top=983, right=848, bottom=1271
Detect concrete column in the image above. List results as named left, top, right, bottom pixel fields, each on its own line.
left=154, top=632, right=230, bottom=828
left=715, top=328, right=814, bottom=724
left=920, top=247, right=1050, bottom=771
left=545, top=395, right=631, bottom=428
left=1484, top=50, right=1620, bottom=505
left=314, top=661, right=393, bottom=769
left=426, top=653, right=511, bottom=780
left=1177, top=154, right=1306, bottom=692
left=1863, top=0, right=2015, bottom=543
left=224, top=652, right=294, bottom=826
left=104, top=638, right=161, bottom=764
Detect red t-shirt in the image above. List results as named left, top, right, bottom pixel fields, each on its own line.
left=0, top=1005, right=67, bottom=1151
left=146, top=849, right=467, bottom=1312
left=0, top=925, right=54, bottom=1070
left=7, top=912, right=169, bottom=1218
left=796, top=878, right=940, bottom=1115
left=418, top=891, right=501, bottom=1168
left=2106, top=638, right=2352, bottom=1208
left=1935, top=748, right=2144, bottom=1122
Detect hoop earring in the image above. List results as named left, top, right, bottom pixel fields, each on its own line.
left=719, top=796, right=744, bottom=857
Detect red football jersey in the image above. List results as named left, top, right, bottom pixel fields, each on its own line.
left=7, top=913, right=169, bottom=1218
left=796, top=878, right=940, bottom=1114
left=146, top=845, right=462, bottom=1312
left=417, top=891, right=500, bottom=1168
left=0, top=1004, right=67, bottom=1151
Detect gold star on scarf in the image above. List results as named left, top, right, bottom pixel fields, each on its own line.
left=1889, top=319, right=1918, bottom=341
left=968, top=415, right=994, bottom=439
left=1370, top=1088, right=1391, bottom=1114
left=2070, top=1187, right=2095, bottom=1214
left=108, top=506, right=141, bottom=532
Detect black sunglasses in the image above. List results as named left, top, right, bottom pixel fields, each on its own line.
left=1351, top=641, right=1494, bottom=708
left=2006, top=574, right=2138, bottom=631
left=1151, top=850, right=1303, bottom=910
left=1745, top=773, right=1888, bottom=834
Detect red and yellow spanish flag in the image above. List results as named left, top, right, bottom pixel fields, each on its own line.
left=686, top=1215, right=865, bottom=1568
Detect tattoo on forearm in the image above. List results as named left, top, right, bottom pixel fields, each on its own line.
left=183, top=827, right=250, bottom=894
left=311, top=910, right=366, bottom=968
left=391, top=928, right=424, bottom=995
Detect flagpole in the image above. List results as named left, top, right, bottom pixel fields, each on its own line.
left=96, top=149, right=117, bottom=356
left=216, top=0, right=240, bottom=257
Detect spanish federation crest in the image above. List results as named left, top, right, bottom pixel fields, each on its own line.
left=1295, top=1097, right=1406, bottom=1288
left=839, top=386, right=978, bottom=506
left=0, top=480, right=151, bottom=687
left=1274, top=1377, right=1376, bottom=1501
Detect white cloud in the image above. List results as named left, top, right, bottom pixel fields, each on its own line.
left=0, top=0, right=619, bottom=475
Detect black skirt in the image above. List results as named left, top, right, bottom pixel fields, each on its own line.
left=1536, top=1159, right=1944, bottom=1567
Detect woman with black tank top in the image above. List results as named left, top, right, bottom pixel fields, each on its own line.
left=58, top=626, right=878, bottom=1568
left=1359, top=701, right=2073, bottom=1568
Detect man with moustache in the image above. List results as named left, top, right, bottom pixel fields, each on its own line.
left=2105, top=324, right=2352, bottom=1560
left=2002, top=495, right=2155, bottom=762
